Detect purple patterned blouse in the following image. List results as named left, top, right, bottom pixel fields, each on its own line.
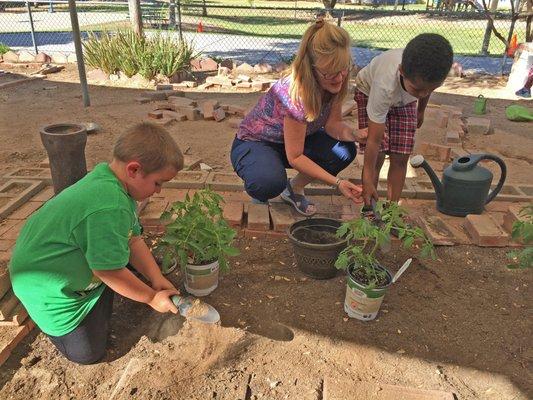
left=236, top=77, right=333, bottom=143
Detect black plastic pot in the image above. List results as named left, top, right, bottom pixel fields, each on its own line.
left=287, top=218, right=346, bottom=279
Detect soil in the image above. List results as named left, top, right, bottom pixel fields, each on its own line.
left=0, top=64, right=532, bottom=399
left=292, top=226, right=341, bottom=245
left=349, top=264, right=391, bottom=288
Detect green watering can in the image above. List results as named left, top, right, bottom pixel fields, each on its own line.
left=410, top=153, right=507, bottom=217
left=474, top=95, right=487, bottom=115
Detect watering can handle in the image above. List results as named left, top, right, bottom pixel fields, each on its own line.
left=477, top=154, right=507, bottom=204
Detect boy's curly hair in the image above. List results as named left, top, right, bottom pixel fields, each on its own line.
left=113, top=122, right=183, bottom=174
left=402, top=33, right=453, bottom=84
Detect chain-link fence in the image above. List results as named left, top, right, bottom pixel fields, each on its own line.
left=0, top=0, right=527, bottom=74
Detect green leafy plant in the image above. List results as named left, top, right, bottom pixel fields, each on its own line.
left=507, top=205, right=533, bottom=269
left=159, top=189, right=239, bottom=272
left=83, top=30, right=197, bottom=79
left=0, top=43, right=10, bottom=55
left=335, top=201, right=435, bottom=288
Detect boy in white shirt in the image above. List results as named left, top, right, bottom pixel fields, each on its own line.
left=354, top=33, right=453, bottom=219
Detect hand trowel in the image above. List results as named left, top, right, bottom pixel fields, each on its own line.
left=171, top=295, right=220, bottom=324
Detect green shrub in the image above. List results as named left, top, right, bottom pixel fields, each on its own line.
left=83, top=30, right=196, bottom=79
left=0, top=43, right=11, bottom=55
left=507, top=205, right=533, bottom=269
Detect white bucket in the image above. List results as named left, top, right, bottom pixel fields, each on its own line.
left=184, top=260, right=219, bottom=297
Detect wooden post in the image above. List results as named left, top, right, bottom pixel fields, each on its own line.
left=128, top=0, right=143, bottom=36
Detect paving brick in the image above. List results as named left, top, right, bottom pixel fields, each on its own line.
left=7, top=201, right=43, bottom=220
left=0, top=320, right=35, bottom=368
left=139, top=200, right=168, bottom=226
left=223, top=202, right=244, bottom=228
left=269, top=203, right=296, bottom=232
left=445, top=131, right=461, bottom=145
left=243, top=229, right=285, bottom=239
left=416, top=215, right=456, bottom=246
left=251, top=81, right=269, bottom=91
left=135, top=97, right=151, bottom=104
left=0, top=289, right=19, bottom=320
left=213, top=108, right=226, bottom=122
left=4, top=169, right=52, bottom=184
left=156, top=84, right=173, bottom=91
left=159, top=188, right=189, bottom=203
left=183, top=155, right=202, bottom=171
left=491, top=184, right=530, bottom=202
left=467, top=117, right=492, bottom=135
left=148, top=110, right=164, bottom=119
left=502, top=204, right=527, bottom=235
left=143, top=90, right=178, bottom=101
left=218, top=191, right=251, bottom=203
left=236, top=82, right=252, bottom=88
left=201, top=100, right=220, bottom=119
left=247, top=204, right=270, bottom=230
left=39, top=157, right=50, bottom=169
left=227, top=118, right=243, bottom=129
left=418, top=142, right=451, bottom=162
left=182, top=107, right=201, bottom=121
left=401, top=180, right=417, bottom=199
left=0, top=269, right=11, bottom=300
left=413, top=181, right=437, bottom=200
left=151, top=116, right=174, bottom=126
left=0, top=220, right=23, bottom=240
left=206, top=172, right=244, bottom=191
left=450, top=146, right=469, bottom=159
left=226, top=105, right=247, bottom=117
left=164, top=171, right=209, bottom=189
left=305, top=181, right=338, bottom=196
left=161, top=110, right=187, bottom=121
left=0, top=303, right=29, bottom=327
left=464, top=214, right=509, bottom=247
left=517, top=184, right=533, bottom=197
left=30, top=186, right=54, bottom=202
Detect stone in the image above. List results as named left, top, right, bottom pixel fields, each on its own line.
left=18, top=51, right=34, bottom=63
left=464, top=214, right=509, bottom=247
left=235, top=63, right=254, bottom=74
left=50, top=52, right=68, bottom=64
left=202, top=100, right=220, bottom=120
left=213, top=108, right=226, bottom=122
left=190, top=57, right=218, bottom=72
left=2, top=51, right=19, bottom=63
left=253, top=63, right=273, bottom=73
left=33, top=52, right=51, bottom=64
left=247, top=204, right=270, bottom=230
left=467, top=117, right=492, bottom=135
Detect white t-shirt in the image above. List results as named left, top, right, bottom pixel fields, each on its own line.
left=354, top=49, right=418, bottom=124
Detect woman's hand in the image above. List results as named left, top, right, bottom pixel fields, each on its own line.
left=338, top=180, right=363, bottom=204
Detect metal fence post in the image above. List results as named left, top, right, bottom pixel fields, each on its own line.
left=169, top=0, right=176, bottom=29
left=177, top=0, right=183, bottom=41
left=68, top=0, right=90, bottom=107
left=25, top=1, right=38, bottom=54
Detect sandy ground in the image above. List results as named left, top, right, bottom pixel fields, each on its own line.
left=0, top=65, right=532, bottom=399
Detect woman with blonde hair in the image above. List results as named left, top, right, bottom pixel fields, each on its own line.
left=230, top=18, right=366, bottom=216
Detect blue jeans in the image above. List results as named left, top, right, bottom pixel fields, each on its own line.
left=230, top=129, right=356, bottom=202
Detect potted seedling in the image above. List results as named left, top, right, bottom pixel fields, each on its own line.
left=159, top=189, right=239, bottom=296
left=335, top=201, right=435, bottom=321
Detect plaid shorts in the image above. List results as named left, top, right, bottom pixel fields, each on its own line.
left=354, top=90, right=417, bottom=155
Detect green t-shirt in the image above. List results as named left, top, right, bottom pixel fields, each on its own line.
left=9, top=163, right=141, bottom=336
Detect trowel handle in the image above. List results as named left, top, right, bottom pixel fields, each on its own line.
left=478, top=154, right=507, bottom=204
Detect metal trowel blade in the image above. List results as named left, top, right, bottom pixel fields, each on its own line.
left=171, top=295, right=220, bottom=324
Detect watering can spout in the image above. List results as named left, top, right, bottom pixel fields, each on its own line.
left=410, top=155, right=443, bottom=200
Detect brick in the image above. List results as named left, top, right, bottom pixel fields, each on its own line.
left=168, top=96, right=196, bottom=108
left=143, top=90, right=176, bottom=101
left=206, top=173, right=244, bottom=191
left=31, top=186, right=54, bottom=202
left=413, top=180, right=437, bottom=200
left=151, top=116, right=174, bottom=126
left=139, top=199, right=168, bottom=226
left=464, top=214, right=509, bottom=247
left=269, top=203, right=296, bottom=232
left=305, top=181, right=338, bottom=196
left=159, top=188, right=189, bottom=203
left=206, top=76, right=232, bottom=86
left=0, top=219, right=20, bottom=237
left=6, top=201, right=43, bottom=220
left=182, top=81, right=197, bottom=88
left=183, top=155, right=202, bottom=171
left=450, top=146, right=469, bottom=159
left=135, top=97, right=151, bottom=104
left=156, top=84, right=173, bottom=90
left=213, top=108, right=226, bottom=122
left=247, top=204, right=270, bottom=230
left=251, top=81, right=269, bottom=91
left=445, top=131, right=461, bottom=145
left=201, top=100, right=220, bottom=119
left=164, top=171, right=209, bottom=189
left=503, top=204, right=527, bottom=235
left=227, top=118, right=243, bottom=129
left=0, top=303, right=28, bottom=327
left=0, top=269, right=11, bottom=300
left=491, top=184, right=530, bottom=202
left=182, top=107, right=201, bottom=121
left=467, top=117, right=492, bottom=135
left=517, top=184, right=533, bottom=197
left=0, top=290, right=19, bottom=320
left=418, top=142, right=451, bottom=162
left=226, top=105, right=247, bottom=117
left=39, top=157, right=50, bottom=169
left=401, top=180, right=417, bottom=199
left=148, top=110, right=164, bottom=119
left=0, top=320, right=35, bottom=368
left=197, top=82, right=214, bottom=90
left=416, top=215, right=456, bottom=246
left=161, top=110, right=187, bottom=121
left=0, top=220, right=23, bottom=240
left=223, top=202, right=244, bottom=227
left=434, top=110, right=449, bottom=128
left=236, top=82, right=252, bottom=88
left=243, top=229, right=285, bottom=239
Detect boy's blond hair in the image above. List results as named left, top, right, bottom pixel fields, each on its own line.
left=113, top=122, right=183, bottom=174
left=289, top=20, right=352, bottom=122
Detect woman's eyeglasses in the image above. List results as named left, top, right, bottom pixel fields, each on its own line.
left=314, top=64, right=354, bottom=81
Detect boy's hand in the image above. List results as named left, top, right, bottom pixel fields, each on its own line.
left=151, top=275, right=178, bottom=292
left=355, top=128, right=368, bottom=144
left=148, top=289, right=179, bottom=314
left=417, top=112, right=425, bottom=128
